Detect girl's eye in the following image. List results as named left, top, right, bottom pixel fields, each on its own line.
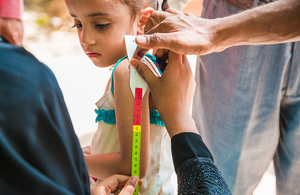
left=72, top=23, right=82, bottom=29
left=95, top=23, right=109, bottom=30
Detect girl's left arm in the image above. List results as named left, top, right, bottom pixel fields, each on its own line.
left=84, top=59, right=150, bottom=180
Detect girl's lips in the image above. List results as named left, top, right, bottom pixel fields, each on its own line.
left=86, top=52, right=101, bottom=58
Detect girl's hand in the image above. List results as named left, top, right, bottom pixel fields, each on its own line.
left=91, top=175, right=142, bottom=195
left=82, top=145, right=91, bottom=155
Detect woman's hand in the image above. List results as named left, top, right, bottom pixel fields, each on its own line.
left=91, top=175, right=141, bottom=195
left=82, top=145, right=91, bottom=155
left=131, top=51, right=198, bottom=137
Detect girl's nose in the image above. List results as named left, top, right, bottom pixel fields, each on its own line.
left=80, top=28, right=96, bottom=46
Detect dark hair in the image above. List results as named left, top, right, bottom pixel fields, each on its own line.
left=120, top=0, right=169, bottom=19
left=161, top=0, right=169, bottom=11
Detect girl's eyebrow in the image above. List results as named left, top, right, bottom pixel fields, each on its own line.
left=87, top=12, right=109, bottom=18
left=70, top=12, right=109, bottom=19
left=70, top=14, right=77, bottom=18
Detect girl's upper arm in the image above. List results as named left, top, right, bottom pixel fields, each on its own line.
left=113, top=59, right=150, bottom=178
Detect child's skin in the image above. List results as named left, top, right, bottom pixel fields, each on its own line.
left=65, top=0, right=154, bottom=180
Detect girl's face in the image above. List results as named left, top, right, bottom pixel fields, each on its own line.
left=65, top=0, right=139, bottom=67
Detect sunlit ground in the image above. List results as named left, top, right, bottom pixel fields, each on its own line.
left=22, top=10, right=275, bottom=195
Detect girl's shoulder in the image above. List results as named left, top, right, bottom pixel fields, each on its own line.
left=113, top=57, right=130, bottom=79
left=110, top=56, right=130, bottom=96
left=112, top=53, right=157, bottom=77
left=110, top=54, right=158, bottom=96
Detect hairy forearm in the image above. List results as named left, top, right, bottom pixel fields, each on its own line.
left=213, top=0, right=300, bottom=50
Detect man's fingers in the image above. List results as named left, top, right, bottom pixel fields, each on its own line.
left=144, top=11, right=170, bottom=32
left=165, top=50, right=181, bottom=69
left=6, top=31, right=23, bottom=46
left=1, top=31, right=17, bottom=46
left=119, top=176, right=139, bottom=195
left=136, top=33, right=172, bottom=51
left=1, top=35, right=13, bottom=45
left=166, top=8, right=185, bottom=15
left=0, top=18, right=23, bottom=46
left=184, top=12, right=197, bottom=17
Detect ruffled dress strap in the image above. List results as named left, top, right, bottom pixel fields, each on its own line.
left=110, top=55, right=128, bottom=96
left=95, top=109, right=116, bottom=124
left=150, top=109, right=165, bottom=126
left=110, top=53, right=160, bottom=96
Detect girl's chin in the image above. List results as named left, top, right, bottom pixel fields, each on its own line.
left=90, top=55, right=125, bottom=68
left=91, top=59, right=112, bottom=68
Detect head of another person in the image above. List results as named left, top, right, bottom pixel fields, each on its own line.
left=65, top=0, right=168, bottom=68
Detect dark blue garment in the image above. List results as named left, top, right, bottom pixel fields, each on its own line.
left=0, top=42, right=90, bottom=194
left=172, top=133, right=231, bottom=194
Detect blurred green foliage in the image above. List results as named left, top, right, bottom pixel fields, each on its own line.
left=24, top=0, right=72, bottom=30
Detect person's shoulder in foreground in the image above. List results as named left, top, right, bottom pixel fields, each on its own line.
left=0, top=42, right=90, bottom=194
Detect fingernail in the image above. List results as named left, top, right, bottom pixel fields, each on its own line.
left=131, top=60, right=137, bottom=68
left=131, top=176, right=139, bottom=185
left=136, top=36, right=146, bottom=45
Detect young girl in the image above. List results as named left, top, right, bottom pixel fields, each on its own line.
left=64, top=0, right=174, bottom=194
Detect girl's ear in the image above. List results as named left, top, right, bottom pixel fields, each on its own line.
left=137, top=7, right=154, bottom=35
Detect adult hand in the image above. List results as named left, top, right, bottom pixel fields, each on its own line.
left=91, top=175, right=141, bottom=195
left=0, top=18, right=23, bottom=46
left=136, top=0, right=300, bottom=55
left=131, top=51, right=197, bottom=137
left=135, top=9, right=222, bottom=56
left=82, top=145, right=91, bottom=154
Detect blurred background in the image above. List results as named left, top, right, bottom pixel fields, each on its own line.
left=22, top=0, right=275, bottom=194
left=23, top=0, right=108, bottom=147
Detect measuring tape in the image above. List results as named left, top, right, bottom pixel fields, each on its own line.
left=131, top=87, right=142, bottom=195
left=125, top=35, right=158, bottom=194
left=125, top=35, right=146, bottom=195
